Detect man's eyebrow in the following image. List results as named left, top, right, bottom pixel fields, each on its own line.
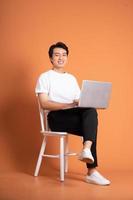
left=54, top=52, right=67, bottom=55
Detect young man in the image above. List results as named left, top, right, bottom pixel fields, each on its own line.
left=35, top=42, right=110, bottom=186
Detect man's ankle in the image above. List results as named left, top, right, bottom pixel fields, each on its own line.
left=83, top=141, right=92, bottom=149
left=87, top=168, right=96, bottom=175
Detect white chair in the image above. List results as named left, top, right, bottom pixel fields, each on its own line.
left=34, top=99, right=78, bottom=181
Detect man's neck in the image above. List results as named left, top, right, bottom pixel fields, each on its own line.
left=52, top=67, right=66, bottom=73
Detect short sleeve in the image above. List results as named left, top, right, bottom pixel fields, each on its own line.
left=74, top=78, right=81, bottom=99
left=35, top=73, right=50, bottom=94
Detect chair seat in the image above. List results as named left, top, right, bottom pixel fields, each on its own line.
left=40, top=130, right=68, bottom=136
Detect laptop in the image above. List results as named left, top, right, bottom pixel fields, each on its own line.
left=78, top=80, right=112, bottom=109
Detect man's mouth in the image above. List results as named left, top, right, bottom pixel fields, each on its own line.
left=58, top=61, right=64, bottom=64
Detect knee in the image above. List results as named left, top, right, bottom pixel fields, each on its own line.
left=82, top=108, right=98, bottom=124
left=85, top=108, right=98, bottom=118
left=89, top=108, right=98, bottom=117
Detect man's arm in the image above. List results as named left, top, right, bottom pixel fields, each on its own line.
left=38, top=93, right=78, bottom=111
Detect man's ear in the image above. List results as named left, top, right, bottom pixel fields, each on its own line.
left=50, top=58, right=53, bottom=64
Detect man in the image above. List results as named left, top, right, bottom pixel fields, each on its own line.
left=35, top=42, right=110, bottom=185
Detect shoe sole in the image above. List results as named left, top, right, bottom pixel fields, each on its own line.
left=86, top=179, right=110, bottom=186
left=78, top=157, right=94, bottom=164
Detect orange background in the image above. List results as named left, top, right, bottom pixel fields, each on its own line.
left=0, top=0, right=133, bottom=175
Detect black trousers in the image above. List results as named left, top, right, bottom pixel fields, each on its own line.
left=48, top=107, right=98, bottom=168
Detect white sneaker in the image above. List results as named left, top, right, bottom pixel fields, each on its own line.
left=78, top=148, right=94, bottom=164
left=86, top=171, right=111, bottom=186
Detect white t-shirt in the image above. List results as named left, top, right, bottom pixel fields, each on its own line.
left=35, top=69, right=81, bottom=103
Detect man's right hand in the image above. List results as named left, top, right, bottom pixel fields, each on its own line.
left=38, top=93, right=78, bottom=111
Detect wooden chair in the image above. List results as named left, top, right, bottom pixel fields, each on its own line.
left=34, top=99, right=78, bottom=181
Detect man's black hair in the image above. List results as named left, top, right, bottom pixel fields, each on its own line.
left=48, top=42, right=69, bottom=58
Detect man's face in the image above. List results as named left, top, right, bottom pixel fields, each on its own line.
left=50, top=48, right=68, bottom=68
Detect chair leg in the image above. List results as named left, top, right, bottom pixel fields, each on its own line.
left=60, top=136, right=65, bottom=181
left=34, top=136, right=47, bottom=176
left=65, top=135, right=68, bottom=173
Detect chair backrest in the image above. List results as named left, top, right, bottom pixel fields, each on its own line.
left=37, top=97, right=49, bottom=132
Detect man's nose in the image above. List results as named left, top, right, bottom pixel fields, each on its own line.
left=59, top=54, right=63, bottom=59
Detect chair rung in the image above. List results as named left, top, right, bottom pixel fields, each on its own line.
left=43, top=152, right=78, bottom=159
left=65, top=152, right=78, bottom=156
left=43, top=154, right=60, bottom=158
